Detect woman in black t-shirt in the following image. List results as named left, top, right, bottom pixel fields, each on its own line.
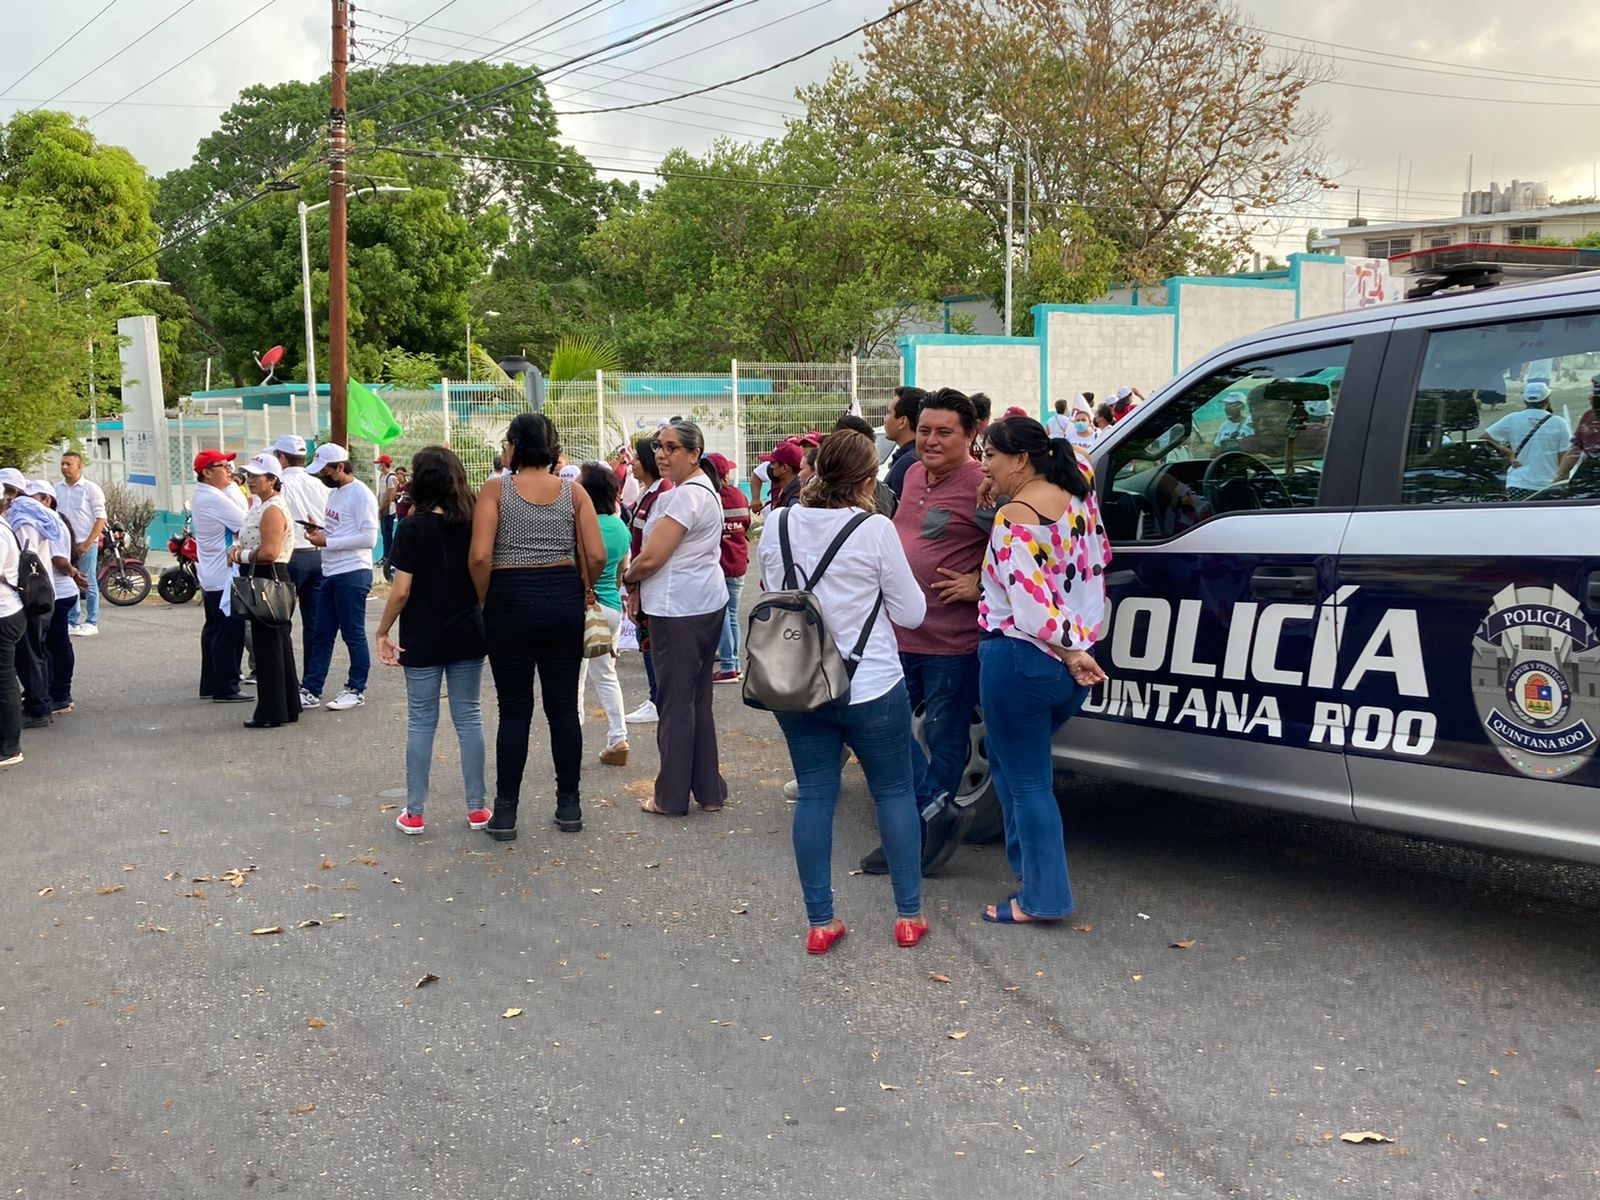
left=376, top=447, right=488, bottom=837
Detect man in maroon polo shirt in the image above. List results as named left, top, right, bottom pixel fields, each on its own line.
left=860, top=387, right=987, bottom=876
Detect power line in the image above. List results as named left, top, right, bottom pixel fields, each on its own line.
left=1263, top=25, right=1600, bottom=88
left=31, top=0, right=205, bottom=113
left=1271, top=40, right=1600, bottom=93
left=2, top=0, right=123, bottom=95
left=1305, top=76, right=1600, bottom=108
left=85, top=0, right=286, bottom=122
left=366, top=0, right=750, bottom=144
left=1, top=96, right=230, bottom=110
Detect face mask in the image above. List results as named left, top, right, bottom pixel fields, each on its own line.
left=1074, top=419, right=1090, bottom=434
left=320, top=473, right=340, bottom=489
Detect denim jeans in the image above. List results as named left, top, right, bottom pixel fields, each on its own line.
left=287, top=548, right=323, bottom=674
left=900, top=650, right=981, bottom=809
left=775, top=681, right=922, bottom=925
left=977, top=635, right=1090, bottom=919
left=403, top=658, right=487, bottom=816
left=69, top=541, right=98, bottom=627
left=717, top=574, right=745, bottom=672
left=302, top=569, right=372, bottom=696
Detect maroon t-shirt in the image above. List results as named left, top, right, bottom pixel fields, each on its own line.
left=718, top=483, right=751, bottom=578
left=891, top=459, right=987, bottom=656
left=630, top=478, right=672, bottom=558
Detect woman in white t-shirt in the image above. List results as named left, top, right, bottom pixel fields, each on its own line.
left=755, top=430, right=930, bottom=954
left=624, top=420, right=729, bottom=816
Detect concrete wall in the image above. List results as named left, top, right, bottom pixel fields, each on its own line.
left=900, top=254, right=1365, bottom=414
left=1172, top=277, right=1296, bottom=374
left=1040, top=308, right=1176, bottom=412
left=901, top=336, right=1041, bottom=414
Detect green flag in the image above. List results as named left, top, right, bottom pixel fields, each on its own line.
left=348, top=380, right=402, bottom=446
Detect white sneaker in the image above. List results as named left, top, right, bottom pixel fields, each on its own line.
left=625, top=700, right=658, bottom=724
left=326, top=689, right=365, bottom=711
left=76, top=624, right=98, bottom=637
left=0, top=752, right=21, bottom=767
left=783, top=778, right=799, bottom=800
left=299, top=688, right=321, bottom=709
left=67, top=625, right=82, bottom=636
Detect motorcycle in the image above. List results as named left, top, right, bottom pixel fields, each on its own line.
left=157, top=520, right=200, bottom=604
left=96, top=521, right=152, bottom=606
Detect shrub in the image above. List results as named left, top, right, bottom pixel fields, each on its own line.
left=103, top=480, right=157, bottom=560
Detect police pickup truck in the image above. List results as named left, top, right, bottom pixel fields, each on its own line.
left=1041, top=267, right=1600, bottom=865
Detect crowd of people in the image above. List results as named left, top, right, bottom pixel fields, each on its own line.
left=0, top=388, right=1115, bottom=958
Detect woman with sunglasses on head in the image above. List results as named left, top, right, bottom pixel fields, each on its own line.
left=470, top=414, right=607, bottom=841
left=976, top=416, right=1111, bottom=926
left=624, top=420, right=728, bottom=816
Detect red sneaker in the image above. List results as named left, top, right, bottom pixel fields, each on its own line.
left=466, top=808, right=490, bottom=830
left=712, top=670, right=742, bottom=684
left=396, top=811, right=425, bottom=835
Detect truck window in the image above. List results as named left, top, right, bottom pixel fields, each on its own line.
left=1400, top=311, right=1600, bottom=506
left=1101, top=344, right=1352, bottom=543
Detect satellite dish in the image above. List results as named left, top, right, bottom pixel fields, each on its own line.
left=254, top=344, right=287, bottom=385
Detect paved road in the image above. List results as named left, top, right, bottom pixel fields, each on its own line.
left=4, top=596, right=1598, bottom=1199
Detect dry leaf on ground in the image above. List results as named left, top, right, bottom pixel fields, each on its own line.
left=415, top=973, right=439, bottom=988
left=929, top=973, right=952, bottom=984
left=306, top=1017, right=328, bottom=1029
left=95, top=886, right=124, bottom=896
left=378, top=804, right=399, bottom=813
left=251, top=926, right=284, bottom=936
left=948, top=1031, right=968, bottom=1040
left=1339, top=1131, right=1393, bottom=1144
left=1170, top=939, right=1197, bottom=949
left=319, top=859, right=337, bottom=870
left=502, top=1008, right=524, bottom=1019
left=37, top=887, right=52, bottom=896
left=879, top=1082, right=898, bottom=1091
left=1071, top=923, right=1093, bottom=933
left=296, top=919, right=321, bottom=929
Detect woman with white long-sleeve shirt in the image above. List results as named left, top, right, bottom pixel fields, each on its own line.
left=755, top=430, right=931, bottom=955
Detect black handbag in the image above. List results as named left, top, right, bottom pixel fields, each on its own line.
left=231, top=572, right=297, bottom=627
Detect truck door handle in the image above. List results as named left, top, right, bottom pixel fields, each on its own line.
left=1586, top=571, right=1600, bottom=610
left=1250, top=566, right=1319, bottom=602
left=1105, top=570, right=1137, bottom=588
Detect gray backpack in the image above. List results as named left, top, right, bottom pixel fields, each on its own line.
left=741, top=509, right=882, bottom=713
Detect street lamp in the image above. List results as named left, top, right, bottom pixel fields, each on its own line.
left=86, top=279, right=170, bottom=463
left=466, top=311, right=500, bottom=383
left=298, top=186, right=412, bottom=419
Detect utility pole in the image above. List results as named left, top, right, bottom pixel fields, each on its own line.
left=327, top=0, right=350, bottom=446
left=1003, top=160, right=1014, bottom=338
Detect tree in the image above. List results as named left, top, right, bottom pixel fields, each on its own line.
left=801, top=0, right=1334, bottom=284
left=1013, top=212, right=1120, bottom=335
left=0, top=201, right=99, bottom=462
left=585, top=128, right=990, bottom=367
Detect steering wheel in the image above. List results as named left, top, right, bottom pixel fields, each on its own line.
left=1202, top=450, right=1291, bottom=512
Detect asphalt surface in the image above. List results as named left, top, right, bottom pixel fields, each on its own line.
left=4, top=591, right=1599, bottom=1200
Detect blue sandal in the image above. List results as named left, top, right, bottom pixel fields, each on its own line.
left=982, top=897, right=1057, bottom=925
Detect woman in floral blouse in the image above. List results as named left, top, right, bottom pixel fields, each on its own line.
left=976, top=417, right=1111, bottom=924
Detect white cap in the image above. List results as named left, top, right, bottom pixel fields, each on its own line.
left=558, top=464, right=581, bottom=481
left=308, top=443, right=349, bottom=473
left=0, top=467, right=27, bottom=492
left=272, top=433, right=307, bottom=456
left=1116, top=386, right=1133, bottom=401
left=1524, top=380, right=1551, bottom=403
left=28, top=479, right=53, bottom=498
left=243, top=452, right=281, bottom=476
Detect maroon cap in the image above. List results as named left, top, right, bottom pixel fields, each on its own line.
left=770, top=442, right=804, bottom=471
left=705, top=452, right=737, bottom=477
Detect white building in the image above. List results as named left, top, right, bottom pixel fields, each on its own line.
left=1314, top=203, right=1600, bottom=260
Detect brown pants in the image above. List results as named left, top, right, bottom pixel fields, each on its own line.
left=649, top=608, right=727, bottom=813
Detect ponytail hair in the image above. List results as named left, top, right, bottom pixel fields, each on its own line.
left=983, top=415, right=1090, bottom=499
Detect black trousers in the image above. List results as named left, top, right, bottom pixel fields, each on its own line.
left=245, top=563, right=302, bottom=726
left=45, top=596, right=74, bottom=707
left=199, top=587, right=246, bottom=698
left=287, top=548, right=324, bottom=671
left=484, top=567, right=584, bottom=806
left=16, top=610, right=51, bottom=718
left=649, top=607, right=727, bottom=814
left=0, top=608, right=23, bottom=757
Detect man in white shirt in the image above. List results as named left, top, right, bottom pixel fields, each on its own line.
left=301, top=443, right=378, bottom=711
left=1214, top=393, right=1255, bottom=449
left=56, top=451, right=107, bottom=637
left=271, top=434, right=325, bottom=670
left=375, top=453, right=397, bottom=566
left=1481, top=380, right=1571, bottom=501
left=192, top=450, right=251, bottom=703
left=1044, top=399, right=1075, bottom=440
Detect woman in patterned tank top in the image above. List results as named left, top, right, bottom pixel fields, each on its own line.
left=470, top=413, right=606, bottom=842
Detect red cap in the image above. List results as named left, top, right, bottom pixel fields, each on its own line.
left=374, top=454, right=394, bottom=466
left=193, top=449, right=237, bottom=474
left=705, top=452, right=736, bottom=477
left=770, top=442, right=804, bottom=471
left=1004, top=405, right=1028, bottom=418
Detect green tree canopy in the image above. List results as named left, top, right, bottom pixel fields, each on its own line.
left=585, top=128, right=990, bottom=368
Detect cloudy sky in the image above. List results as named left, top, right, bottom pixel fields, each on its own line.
left=4, top=0, right=1600, bottom=252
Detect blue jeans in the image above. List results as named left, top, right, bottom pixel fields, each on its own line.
left=403, top=659, right=487, bottom=816
left=900, top=650, right=981, bottom=810
left=302, top=569, right=372, bottom=696
left=717, top=575, right=744, bottom=672
left=69, top=541, right=99, bottom=626
left=775, top=681, right=922, bottom=925
left=978, top=635, right=1090, bottom=919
